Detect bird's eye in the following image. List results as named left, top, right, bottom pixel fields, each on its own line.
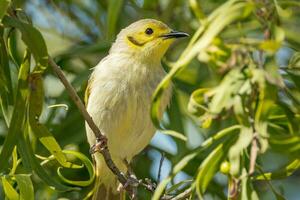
left=145, top=28, right=153, bottom=35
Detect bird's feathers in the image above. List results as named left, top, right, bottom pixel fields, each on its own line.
left=85, top=19, right=176, bottom=199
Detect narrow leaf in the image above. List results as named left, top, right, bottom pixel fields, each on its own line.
left=28, top=73, right=80, bottom=168
left=107, top=0, right=124, bottom=39
left=17, top=131, right=76, bottom=191
left=15, top=174, right=34, bottom=200
left=57, top=150, right=95, bottom=187
left=2, top=16, right=48, bottom=69
left=1, top=176, right=19, bottom=200
left=162, top=130, right=187, bottom=141
left=256, top=159, right=300, bottom=180
left=152, top=177, right=171, bottom=200
left=0, top=0, right=10, bottom=20
left=0, top=51, right=30, bottom=172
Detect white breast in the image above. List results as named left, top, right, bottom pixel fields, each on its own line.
left=86, top=54, right=171, bottom=162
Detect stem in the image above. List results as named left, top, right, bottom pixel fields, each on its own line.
left=249, top=133, right=258, bottom=175
left=157, top=152, right=165, bottom=182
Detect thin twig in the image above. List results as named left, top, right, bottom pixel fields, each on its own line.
left=157, top=152, right=165, bottom=182
left=170, top=188, right=192, bottom=200
left=49, top=58, right=103, bottom=140
left=249, top=133, right=258, bottom=175
left=229, top=177, right=240, bottom=200
left=160, top=188, right=192, bottom=200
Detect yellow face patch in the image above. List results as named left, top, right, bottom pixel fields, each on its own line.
left=125, top=21, right=171, bottom=48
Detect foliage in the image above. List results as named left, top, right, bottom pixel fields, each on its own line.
left=1, top=0, right=300, bottom=199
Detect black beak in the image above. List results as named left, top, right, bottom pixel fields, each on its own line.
left=160, top=30, right=189, bottom=39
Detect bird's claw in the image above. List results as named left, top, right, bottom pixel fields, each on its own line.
left=89, top=136, right=108, bottom=154
left=143, top=178, right=157, bottom=191
left=117, top=173, right=140, bottom=192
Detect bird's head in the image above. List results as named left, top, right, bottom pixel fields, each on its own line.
left=110, top=19, right=189, bottom=61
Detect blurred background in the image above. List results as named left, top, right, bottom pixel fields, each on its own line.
left=1, top=0, right=300, bottom=199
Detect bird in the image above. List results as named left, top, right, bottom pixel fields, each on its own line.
left=85, top=19, right=188, bottom=200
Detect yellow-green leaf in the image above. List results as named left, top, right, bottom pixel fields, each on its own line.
left=0, top=51, right=30, bottom=172
left=107, top=0, right=124, bottom=39
left=57, top=150, right=95, bottom=187
left=15, top=174, right=34, bottom=200
left=2, top=16, right=48, bottom=69
left=1, top=177, right=19, bottom=200
left=162, top=130, right=187, bottom=141
left=28, top=74, right=80, bottom=168
left=0, top=0, right=10, bottom=20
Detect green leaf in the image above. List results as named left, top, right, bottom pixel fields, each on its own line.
left=199, top=125, right=241, bottom=150
left=0, top=0, right=10, bottom=20
left=240, top=169, right=259, bottom=200
left=155, top=128, right=239, bottom=198
left=228, top=126, right=252, bottom=175
left=57, top=41, right=110, bottom=60
left=0, top=51, right=30, bottom=173
left=28, top=73, right=80, bottom=168
left=274, top=0, right=292, bottom=18
left=274, top=26, right=285, bottom=43
left=288, top=72, right=300, bottom=85
left=189, top=0, right=206, bottom=21
left=288, top=52, right=300, bottom=69
left=107, top=0, right=124, bottom=39
left=0, top=26, right=13, bottom=125
left=188, top=88, right=210, bottom=116
left=256, top=166, right=287, bottom=200
left=208, top=69, right=246, bottom=114
left=259, top=40, right=281, bottom=53
left=166, top=180, right=193, bottom=194
left=151, top=0, right=253, bottom=128
left=256, top=159, right=300, bottom=180
left=285, top=29, right=300, bottom=51
left=151, top=177, right=171, bottom=200
left=1, top=176, right=19, bottom=200
left=15, top=174, right=34, bottom=200
left=9, top=147, right=19, bottom=175
left=57, top=150, right=95, bottom=187
left=173, top=153, right=197, bottom=174
left=196, top=142, right=228, bottom=199
left=16, top=129, right=76, bottom=191
left=161, top=130, right=187, bottom=141
left=2, top=16, right=48, bottom=70
left=287, top=52, right=300, bottom=89
left=233, top=94, right=249, bottom=126
left=152, top=152, right=196, bottom=200
left=269, top=134, right=300, bottom=156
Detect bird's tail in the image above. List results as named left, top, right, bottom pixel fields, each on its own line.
left=92, top=154, right=126, bottom=200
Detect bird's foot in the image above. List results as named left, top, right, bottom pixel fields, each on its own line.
left=117, top=173, right=140, bottom=199
left=117, top=173, right=140, bottom=192
left=142, top=178, right=156, bottom=192
left=89, top=136, right=108, bottom=154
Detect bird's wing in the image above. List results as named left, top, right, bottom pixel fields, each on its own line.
left=84, top=56, right=110, bottom=106
left=84, top=74, right=94, bottom=106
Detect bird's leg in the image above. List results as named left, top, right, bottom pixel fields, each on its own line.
left=89, top=136, right=108, bottom=154
left=124, top=159, right=135, bottom=177
left=118, top=159, right=157, bottom=193
left=123, top=159, right=140, bottom=189
left=117, top=159, right=140, bottom=195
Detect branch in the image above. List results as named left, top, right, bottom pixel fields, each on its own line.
left=249, top=133, right=259, bottom=175
left=48, top=57, right=130, bottom=194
